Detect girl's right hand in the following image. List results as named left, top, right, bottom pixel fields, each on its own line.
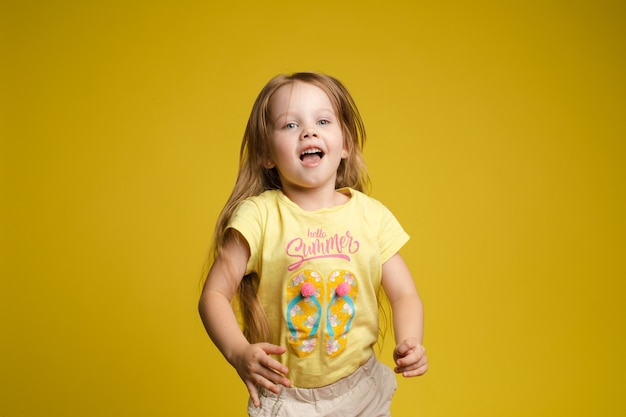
left=230, top=342, right=291, bottom=408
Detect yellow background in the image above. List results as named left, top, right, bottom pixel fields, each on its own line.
left=2, top=1, right=625, bottom=416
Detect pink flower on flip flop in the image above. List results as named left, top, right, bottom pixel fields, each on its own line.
left=342, top=302, right=354, bottom=315
left=325, top=338, right=340, bottom=355
left=292, top=273, right=305, bottom=286
left=290, top=304, right=302, bottom=317
left=305, top=315, right=318, bottom=329
left=327, top=313, right=341, bottom=327
left=302, top=338, right=316, bottom=353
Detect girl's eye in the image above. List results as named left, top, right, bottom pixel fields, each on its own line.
left=318, top=119, right=330, bottom=125
left=285, top=122, right=297, bottom=129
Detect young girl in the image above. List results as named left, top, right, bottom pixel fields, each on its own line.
left=199, top=72, right=428, bottom=416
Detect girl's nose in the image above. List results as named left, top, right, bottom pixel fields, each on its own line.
left=301, top=125, right=318, bottom=139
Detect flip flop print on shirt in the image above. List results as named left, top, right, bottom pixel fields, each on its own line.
left=286, top=269, right=358, bottom=358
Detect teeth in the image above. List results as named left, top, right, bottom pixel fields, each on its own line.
left=301, top=148, right=322, bottom=156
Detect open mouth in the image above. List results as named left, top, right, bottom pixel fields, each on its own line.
left=300, top=148, right=324, bottom=162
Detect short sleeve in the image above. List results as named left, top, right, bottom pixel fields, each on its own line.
left=227, top=199, right=263, bottom=275
left=377, top=202, right=410, bottom=264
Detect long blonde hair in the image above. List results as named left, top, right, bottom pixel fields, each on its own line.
left=212, top=72, right=370, bottom=343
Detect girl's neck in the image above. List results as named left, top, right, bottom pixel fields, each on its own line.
left=281, top=186, right=350, bottom=211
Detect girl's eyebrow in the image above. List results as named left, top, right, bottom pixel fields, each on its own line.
left=273, top=108, right=336, bottom=121
left=272, top=112, right=290, bottom=121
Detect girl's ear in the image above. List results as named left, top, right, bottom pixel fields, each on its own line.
left=341, top=138, right=350, bottom=159
left=265, top=159, right=276, bottom=169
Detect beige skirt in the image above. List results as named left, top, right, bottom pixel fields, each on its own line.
left=248, top=354, right=398, bottom=417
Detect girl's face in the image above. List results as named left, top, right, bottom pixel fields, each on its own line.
left=267, top=81, right=348, bottom=198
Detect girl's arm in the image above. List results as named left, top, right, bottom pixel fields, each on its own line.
left=381, top=252, right=429, bottom=377
left=198, top=231, right=291, bottom=407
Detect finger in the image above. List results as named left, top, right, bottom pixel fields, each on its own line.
left=259, top=342, right=287, bottom=355
left=396, top=343, right=424, bottom=361
left=399, top=362, right=429, bottom=377
left=258, top=343, right=290, bottom=375
left=394, top=361, right=418, bottom=374
left=395, top=351, right=416, bottom=368
left=399, top=347, right=427, bottom=368
left=395, top=353, right=428, bottom=376
left=394, top=357, right=414, bottom=370
left=247, top=353, right=290, bottom=388
left=261, top=355, right=290, bottom=379
left=394, top=357, right=417, bottom=373
left=252, top=371, right=290, bottom=403
left=258, top=367, right=291, bottom=388
left=248, top=370, right=284, bottom=403
left=246, top=381, right=261, bottom=408
left=394, top=339, right=416, bottom=357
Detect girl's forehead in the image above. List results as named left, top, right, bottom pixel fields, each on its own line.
left=269, top=81, right=335, bottom=116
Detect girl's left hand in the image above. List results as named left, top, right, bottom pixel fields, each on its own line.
left=393, top=338, right=428, bottom=377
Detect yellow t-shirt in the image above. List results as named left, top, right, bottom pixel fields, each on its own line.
left=228, top=188, right=409, bottom=388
